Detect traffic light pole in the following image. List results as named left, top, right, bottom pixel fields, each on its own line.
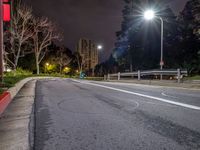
left=0, top=0, right=4, bottom=83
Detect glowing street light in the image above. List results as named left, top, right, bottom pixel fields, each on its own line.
left=144, top=10, right=155, bottom=20
left=45, top=63, right=49, bottom=74
left=64, top=67, right=70, bottom=70
left=97, top=45, right=103, bottom=50
left=63, top=67, right=70, bottom=74
left=144, top=9, right=164, bottom=80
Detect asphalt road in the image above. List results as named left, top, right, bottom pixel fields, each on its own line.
left=34, top=79, right=200, bottom=150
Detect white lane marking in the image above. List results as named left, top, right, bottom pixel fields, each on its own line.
left=92, top=81, right=200, bottom=91
left=72, top=80, right=200, bottom=111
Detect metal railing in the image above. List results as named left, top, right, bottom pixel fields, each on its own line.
left=105, top=69, right=188, bottom=83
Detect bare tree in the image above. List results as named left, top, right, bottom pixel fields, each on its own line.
left=56, top=47, right=72, bottom=73
left=32, top=17, right=61, bottom=74
left=74, top=52, right=85, bottom=75
left=48, top=47, right=72, bottom=73
left=4, top=4, right=34, bottom=70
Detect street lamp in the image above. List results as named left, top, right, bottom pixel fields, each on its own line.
left=97, top=45, right=103, bottom=50
left=97, top=45, right=103, bottom=60
left=144, top=10, right=155, bottom=20
left=0, top=0, right=12, bottom=83
left=144, top=10, right=164, bottom=80
left=45, top=63, right=49, bottom=74
left=97, top=44, right=103, bottom=76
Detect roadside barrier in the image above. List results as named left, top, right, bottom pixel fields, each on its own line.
left=106, top=69, right=188, bottom=83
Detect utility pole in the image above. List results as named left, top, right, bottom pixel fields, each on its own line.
left=0, top=0, right=4, bottom=83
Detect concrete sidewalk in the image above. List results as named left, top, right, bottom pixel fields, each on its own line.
left=0, top=80, right=36, bottom=150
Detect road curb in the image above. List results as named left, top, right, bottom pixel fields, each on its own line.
left=8, top=77, right=43, bottom=99
left=0, top=77, right=53, bottom=116
left=0, top=92, right=11, bottom=115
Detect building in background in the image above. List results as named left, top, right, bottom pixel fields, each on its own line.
left=76, top=38, right=98, bottom=75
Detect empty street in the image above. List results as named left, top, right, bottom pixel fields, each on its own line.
left=33, top=79, right=200, bottom=150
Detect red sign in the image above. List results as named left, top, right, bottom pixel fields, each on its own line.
left=3, top=4, right=11, bottom=22
left=3, top=0, right=9, bottom=2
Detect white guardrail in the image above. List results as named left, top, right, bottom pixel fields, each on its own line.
left=105, top=69, right=188, bottom=83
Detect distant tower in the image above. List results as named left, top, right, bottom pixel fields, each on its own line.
left=76, top=38, right=98, bottom=75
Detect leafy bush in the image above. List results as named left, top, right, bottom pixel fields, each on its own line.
left=5, top=68, right=32, bottom=77
left=1, top=68, right=32, bottom=89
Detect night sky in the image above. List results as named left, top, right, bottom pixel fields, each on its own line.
left=25, top=0, right=188, bottom=61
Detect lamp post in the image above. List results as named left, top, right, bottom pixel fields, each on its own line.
left=97, top=44, right=103, bottom=63
left=144, top=10, right=164, bottom=80
left=97, top=45, right=103, bottom=62
left=0, top=0, right=3, bottom=83
left=45, top=63, right=49, bottom=74
left=0, top=0, right=11, bottom=83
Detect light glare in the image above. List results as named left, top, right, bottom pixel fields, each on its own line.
left=144, top=10, right=155, bottom=20
left=97, top=45, right=103, bottom=50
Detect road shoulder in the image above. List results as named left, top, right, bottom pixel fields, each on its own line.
left=0, top=80, right=36, bottom=150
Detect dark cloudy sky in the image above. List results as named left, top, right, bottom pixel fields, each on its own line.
left=25, top=0, right=188, bottom=61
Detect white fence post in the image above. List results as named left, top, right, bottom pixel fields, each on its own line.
left=108, top=69, right=187, bottom=82
left=104, top=75, right=106, bottom=80
left=177, top=68, right=181, bottom=83
left=118, top=72, right=120, bottom=81
left=108, top=74, right=110, bottom=81
left=138, top=70, right=141, bottom=80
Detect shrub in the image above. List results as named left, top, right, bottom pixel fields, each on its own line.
left=5, top=68, right=32, bottom=77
